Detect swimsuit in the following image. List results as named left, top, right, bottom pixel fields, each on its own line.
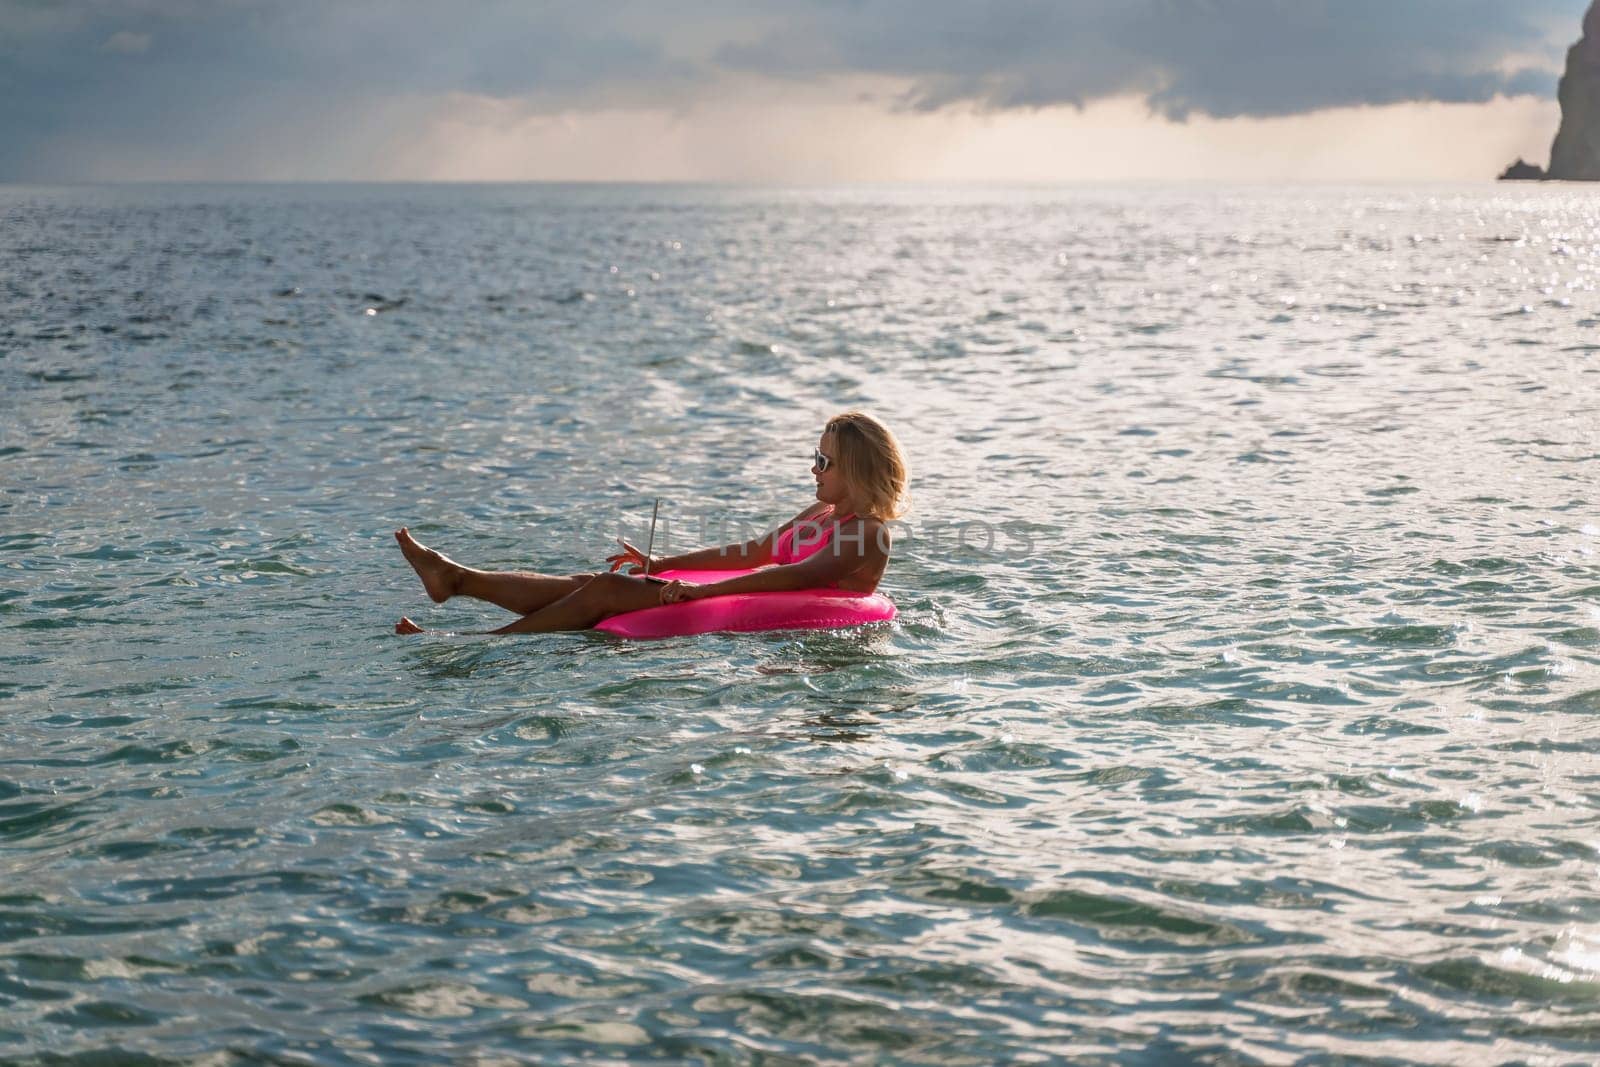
left=773, top=507, right=858, bottom=584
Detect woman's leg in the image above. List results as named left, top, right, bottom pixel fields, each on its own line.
left=395, top=528, right=590, bottom=615
left=490, top=572, right=665, bottom=634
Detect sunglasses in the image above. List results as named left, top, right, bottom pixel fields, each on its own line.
left=812, top=449, right=833, bottom=473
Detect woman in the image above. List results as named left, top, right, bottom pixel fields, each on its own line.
left=394, top=411, right=908, bottom=635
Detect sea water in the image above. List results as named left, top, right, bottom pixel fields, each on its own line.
left=2, top=183, right=1598, bottom=1063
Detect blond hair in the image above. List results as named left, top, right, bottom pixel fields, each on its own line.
left=825, top=411, right=909, bottom=520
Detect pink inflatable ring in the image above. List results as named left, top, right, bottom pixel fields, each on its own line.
left=593, top=566, right=895, bottom=640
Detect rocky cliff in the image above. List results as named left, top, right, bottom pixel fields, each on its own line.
left=1498, top=158, right=1546, bottom=180
left=1547, top=1, right=1600, bottom=180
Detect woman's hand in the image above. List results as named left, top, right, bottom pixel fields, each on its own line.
left=606, top=537, right=658, bottom=574
left=658, top=580, right=703, bottom=605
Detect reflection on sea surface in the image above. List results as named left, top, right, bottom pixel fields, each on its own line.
left=2, top=182, right=1598, bottom=1063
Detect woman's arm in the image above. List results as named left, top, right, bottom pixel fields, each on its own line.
left=609, top=503, right=829, bottom=573
left=664, top=518, right=888, bottom=600
left=655, top=540, right=775, bottom=570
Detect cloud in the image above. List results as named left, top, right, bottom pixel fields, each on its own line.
left=717, top=0, right=1576, bottom=120
left=99, top=31, right=152, bottom=54
left=0, top=0, right=1587, bottom=180
left=0, top=0, right=715, bottom=179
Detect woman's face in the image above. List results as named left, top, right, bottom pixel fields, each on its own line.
left=813, top=431, right=846, bottom=506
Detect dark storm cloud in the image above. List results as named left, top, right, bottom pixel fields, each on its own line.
left=716, top=0, right=1574, bottom=119
left=0, top=0, right=709, bottom=177
left=0, top=0, right=1583, bottom=179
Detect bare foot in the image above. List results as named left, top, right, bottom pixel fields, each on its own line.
left=396, top=616, right=424, bottom=635
left=395, top=527, right=462, bottom=603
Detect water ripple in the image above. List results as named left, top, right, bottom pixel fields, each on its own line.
left=2, top=183, right=1599, bottom=1062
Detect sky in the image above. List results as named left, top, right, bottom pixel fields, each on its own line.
left=0, top=0, right=1590, bottom=182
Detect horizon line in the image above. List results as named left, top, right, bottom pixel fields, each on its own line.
left=0, top=176, right=1567, bottom=188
